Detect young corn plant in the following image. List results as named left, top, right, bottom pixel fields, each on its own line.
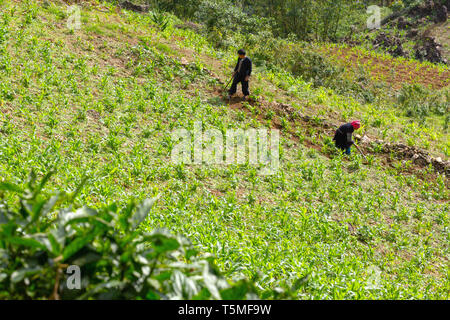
left=0, top=171, right=260, bottom=300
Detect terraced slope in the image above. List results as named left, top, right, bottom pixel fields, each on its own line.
left=320, top=44, right=450, bottom=90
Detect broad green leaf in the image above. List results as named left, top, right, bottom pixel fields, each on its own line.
left=49, top=226, right=66, bottom=252
left=153, top=270, right=172, bottom=281
left=41, top=193, right=61, bottom=217
left=5, top=236, right=46, bottom=250
left=47, top=232, right=62, bottom=255
left=171, top=270, right=199, bottom=299
left=68, top=176, right=88, bottom=202
left=192, top=287, right=212, bottom=300
left=30, top=198, right=47, bottom=223
left=32, top=170, right=54, bottom=200
left=145, top=290, right=161, bottom=300
left=11, top=267, right=42, bottom=283
left=60, top=206, right=98, bottom=225
left=185, top=248, right=197, bottom=260
left=70, top=248, right=102, bottom=266
left=202, top=262, right=221, bottom=300
left=0, top=181, right=22, bottom=193
left=144, top=229, right=180, bottom=254
left=30, top=233, right=53, bottom=252
left=118, top=202, right=135, bottom=230
left=62, top=229, right=100, bottom=260
left=78, top=280, right=125, bottom=300
left=130, top=196, right=159, bottom=229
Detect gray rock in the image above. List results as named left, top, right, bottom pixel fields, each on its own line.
left=120, top=1, right=149, bottom=12
left=436, top=5, right=448, bottom=22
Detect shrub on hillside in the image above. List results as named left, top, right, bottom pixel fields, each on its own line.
left=250, top=38, right=343, bottom=88
left=194, top=0, right=272, bottom=35
left=288, top=46, right=343, bottom=88
left=396, top=84, right=449, bottom=122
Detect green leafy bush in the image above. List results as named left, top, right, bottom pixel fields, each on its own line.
left=0, top=172, right=257, bottom=299
left=150, top=11, right=170, bottom=31
left=396, top=84, right=449, bottom=122
left=251, top=39, right=344, bottom=88
left=287, top=46, right=343, bottom=88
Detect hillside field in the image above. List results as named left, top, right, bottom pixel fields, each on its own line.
left=0, top=0, right=448, bottom=300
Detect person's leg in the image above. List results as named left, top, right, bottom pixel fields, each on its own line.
left=345, top=147, right=351, bottom=155
left=228, top=77, right=239, bottom=97
left=242, top=79, right=249, bottom=98
left=335, top=143, right=346, bottom=154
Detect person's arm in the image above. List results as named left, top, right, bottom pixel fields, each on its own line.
left=247, top=58, right=252, bottom=76
left=346, top=132, right=354, bottom=146
left=244, top=58, right=252, bottom=81
left=234, top=58, right=239, bottom=72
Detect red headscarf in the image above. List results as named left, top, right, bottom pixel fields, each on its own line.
left=351, top=120, right=361, bottom=130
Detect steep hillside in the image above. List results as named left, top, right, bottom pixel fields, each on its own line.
left=320, top=44, right=449, bottom=90
left=0, top=0, right=448, bottom=299
left=428, top=20, right=450, bottom=60
left=345, top=0, right=449, bottom=65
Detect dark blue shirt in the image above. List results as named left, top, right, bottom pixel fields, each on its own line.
left=234, top=56, right=252, bottom=78
left=333, top=123, right=355, bottom=149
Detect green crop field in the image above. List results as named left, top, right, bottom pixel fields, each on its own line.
left=0, top=0, right=448, bottom=300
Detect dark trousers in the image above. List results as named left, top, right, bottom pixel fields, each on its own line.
left=228, top=76, right=249, bottom=96
left=335, top=143, right=351, bottom=155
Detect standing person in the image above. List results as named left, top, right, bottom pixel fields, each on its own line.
left=333, top=120, right=361, bottom=155
left=228, top=49, right=252, bottom=101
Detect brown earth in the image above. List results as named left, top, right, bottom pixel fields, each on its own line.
left=198, top=79, right=450, bottom=181
left=203, top=82, right=450, bottom=182
left=166, top=37, right=449, bottom=180
left=36, top=2, right=449, bottom=182
left=320, top=46, right=450, bottom=90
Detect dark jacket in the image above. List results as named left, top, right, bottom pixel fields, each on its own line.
left=333, top=123, right=354, bottom=149
left=234, top=56, right=252, bottom=78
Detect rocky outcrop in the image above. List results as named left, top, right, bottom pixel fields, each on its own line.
left=174, top=22, right=203, bottom=32
left=119, top=1, right=150, bottom=12
left=373, top=33, right=407, bottom=57
left=268, top=101, right=450, bottom=174
left=435, top=4, right=448, bottom=22
left=415, top=36, right=447, bottom=64
left=406, top=29, right=419, bottom=38
left=381, top=142, right=450, bottom=174
left=377, top=1, right=448, bottom=64
left=348, top=137, right=450, bottom=175
left=397, top=17, right=413, bottom=29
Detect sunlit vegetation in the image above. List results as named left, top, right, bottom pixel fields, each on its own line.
left=0, top=1, right=448, bottom=299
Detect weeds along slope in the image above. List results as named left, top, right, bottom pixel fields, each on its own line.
left=0, top=1, right=448, bottom=299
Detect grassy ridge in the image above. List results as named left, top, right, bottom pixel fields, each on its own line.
left=0, top=1, right=448, bottom=299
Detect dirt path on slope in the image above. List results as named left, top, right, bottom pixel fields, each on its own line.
left=131, top=19, right=450, bottom=181
left=209, top=84, right=450, bottom=181
left=169, top=45, right=449, bottom=181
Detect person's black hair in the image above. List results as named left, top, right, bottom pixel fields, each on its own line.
left=237, top=49, right=246, bottom=55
